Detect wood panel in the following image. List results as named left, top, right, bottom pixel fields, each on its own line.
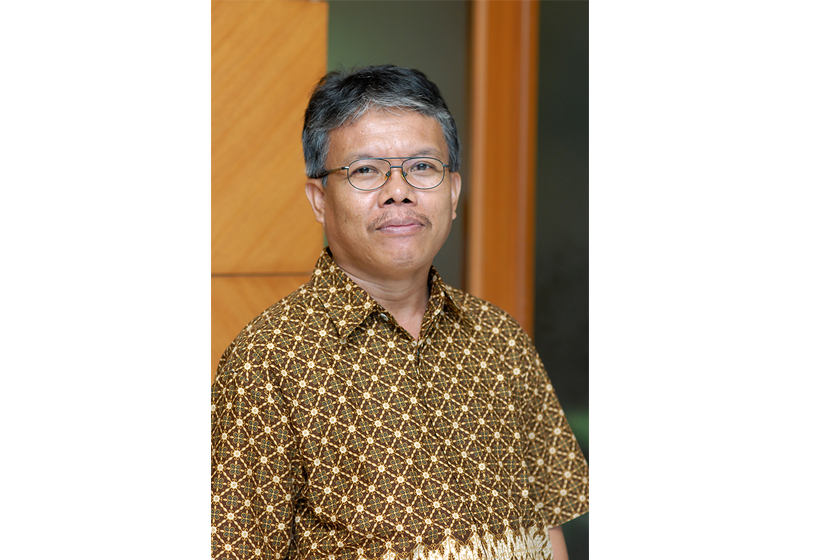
left=212, top=0, right=327, bottom=375
left=467, top=0, right=539, bottom=336
left=212, top=0, right=325, bottom=274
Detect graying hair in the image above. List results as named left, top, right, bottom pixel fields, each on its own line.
left=302, top=65, right=461, bottom=179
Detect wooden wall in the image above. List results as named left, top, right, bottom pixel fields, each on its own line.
left=211, top=0, right=327, bottom=377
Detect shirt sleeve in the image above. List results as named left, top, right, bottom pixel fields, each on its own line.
left=211, top=331, right=304, bottom=559
left=514, top=327, right=589, bottom=528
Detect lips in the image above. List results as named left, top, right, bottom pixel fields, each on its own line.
left=371, top=212, right=431, bottom=233
left=378, top=217, right=422, bottom=229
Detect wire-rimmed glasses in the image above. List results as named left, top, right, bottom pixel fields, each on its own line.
left=315, top=157, right=449, bottom=191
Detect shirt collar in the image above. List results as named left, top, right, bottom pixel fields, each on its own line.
left=307, top=248, right=466, bottom=340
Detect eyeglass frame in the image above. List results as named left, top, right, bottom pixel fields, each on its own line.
left=313, top=156, right=451, bottom=191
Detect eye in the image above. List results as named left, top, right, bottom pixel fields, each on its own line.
left=407, top=159, right=440, bottom=174
left=348, top=159, right=386, bottom=178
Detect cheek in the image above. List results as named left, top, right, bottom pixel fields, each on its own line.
left=324, top=196, right=367, bottom=232
left=430, top=196, right=453, bottom=221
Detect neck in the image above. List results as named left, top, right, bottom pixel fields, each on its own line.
left=339, top=265, right=431, bottom=341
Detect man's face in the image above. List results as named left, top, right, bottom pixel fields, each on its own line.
left=305, top=109, right=461, bottom=282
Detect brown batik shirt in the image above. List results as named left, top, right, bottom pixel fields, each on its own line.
left=211, top=249, right=589, bottom=560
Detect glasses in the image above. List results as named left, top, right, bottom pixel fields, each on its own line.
left=315, top=157, right=450, bottom=191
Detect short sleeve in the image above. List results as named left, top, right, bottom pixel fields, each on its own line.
left=515, top=329, right=589, bottom=527
left=211, top=331, right=304, bottom=559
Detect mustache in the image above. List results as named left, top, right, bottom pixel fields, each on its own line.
left=367, top=210, right=432, bottom=232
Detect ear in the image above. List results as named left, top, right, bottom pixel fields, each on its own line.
left=448, top=171, right=462, bottom=220
left=305, top=177, right=327, bottom=225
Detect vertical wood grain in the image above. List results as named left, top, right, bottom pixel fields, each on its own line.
left=467, top=0, right=539, bottom=335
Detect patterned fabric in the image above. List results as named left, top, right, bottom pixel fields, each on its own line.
left=212, top=249, right=588, bottom=560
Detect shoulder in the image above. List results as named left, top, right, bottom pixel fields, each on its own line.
left=441, top=285, right=544, bottom=393
left=240, top=283, right=317, bottom=339
left=443, top=285, right=532, bottom=343
left=215, top=282, right=319, bottom=376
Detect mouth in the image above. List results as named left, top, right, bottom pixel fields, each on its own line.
left=371, top=212, right=431, bottom=235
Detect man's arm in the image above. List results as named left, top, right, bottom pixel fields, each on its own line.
left=548, top=525, right=569, bottom=560
left=212, top=337, right=302, bottom=559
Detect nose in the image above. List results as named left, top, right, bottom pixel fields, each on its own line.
left=378, top=164, right=416, bottom=206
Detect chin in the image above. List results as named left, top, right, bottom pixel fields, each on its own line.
left=381, top=244, right=440, bottom=274
left=376, top=244, right=428, bottom=272
left=383, top=250, right=419, bottom=270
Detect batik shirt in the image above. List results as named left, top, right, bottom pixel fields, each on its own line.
left=211, top=249, right=589, bottom=560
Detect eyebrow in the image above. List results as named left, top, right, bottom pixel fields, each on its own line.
left=345, top=149, right=444, bottom=161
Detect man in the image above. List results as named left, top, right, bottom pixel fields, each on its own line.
left=212, top=65, right=588, bottom=560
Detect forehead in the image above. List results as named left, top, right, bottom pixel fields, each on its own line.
left=327, top=109, right=447, bottom=162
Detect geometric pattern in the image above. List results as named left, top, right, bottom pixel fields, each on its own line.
left=211, top=249, right=588, bottom=560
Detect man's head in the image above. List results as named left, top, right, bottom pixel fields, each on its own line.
left=302, top=65, right=461, bottom=180
left=302, top=66, right=462, bottom=283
